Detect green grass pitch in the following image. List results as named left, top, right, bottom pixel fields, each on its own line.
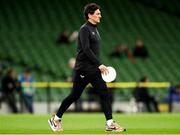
left=0, top=113, right=180, bottom=135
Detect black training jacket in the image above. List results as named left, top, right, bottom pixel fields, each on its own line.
left=74, top=21, right=102, bottom=72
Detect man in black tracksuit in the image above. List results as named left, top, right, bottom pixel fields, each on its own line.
left=1, top=68, right=18, bottom=113
left=48, top=3, right=126, bottom=132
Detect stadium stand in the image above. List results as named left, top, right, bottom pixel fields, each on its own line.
left=0, top=0, right=180, bottom=102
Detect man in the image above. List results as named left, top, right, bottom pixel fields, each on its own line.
left=19, top=68, right=35, bottom=113
left=168, top=85, right=180, bottom=112
left=1, top=68, right=19, bottom=113
left=48, top=3, right=126, bottom=132
left=133, top=76, right=159, bottom=112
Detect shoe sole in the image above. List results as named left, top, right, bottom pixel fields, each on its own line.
left=106, top=128, right=126, bottom=132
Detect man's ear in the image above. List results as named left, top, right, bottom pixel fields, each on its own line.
left=88, top=13, right=92, bottom=19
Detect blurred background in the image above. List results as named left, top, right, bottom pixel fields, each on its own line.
left=0, top=0, right=180, bottom=114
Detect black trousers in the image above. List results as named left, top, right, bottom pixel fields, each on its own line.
left=56, top=69, right=112, bottom=120
left=143, top=96, right=159, bottom=112
left=137, top=96, right=159, bottom=112
left=3, top=93, right=18, bottom=113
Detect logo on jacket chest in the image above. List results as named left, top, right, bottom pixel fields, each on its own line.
left=92, top=32, right=95, bottom=35
left=91, top=31, right=101, bottom=40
